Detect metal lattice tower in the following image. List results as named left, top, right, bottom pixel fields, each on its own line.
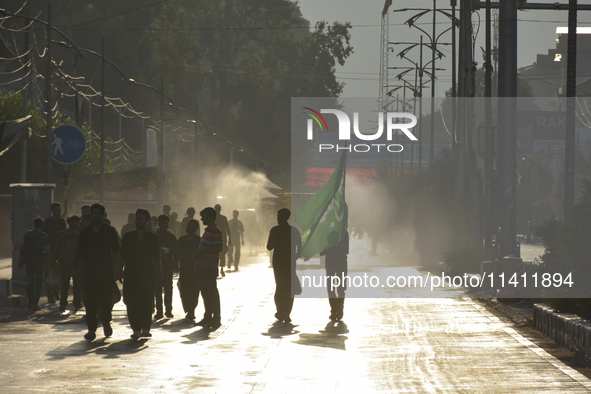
left=379, top=12, right=390, bottom=109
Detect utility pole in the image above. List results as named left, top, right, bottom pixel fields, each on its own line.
left=564, top=0, right=577, bottom=216
left=456, top=0, right=472, bottom=198
left=20, top=9, right=30, bottom=183
left=451, top=0, right=458, bottom=194
left=198, top=102, right=199, bottom=173
left=160, top=78, right=165, bottom=210
left=45, top=3, right=52, bottom=184
left=497, top=0, right=518, bottom=257
left=100, top=39, right=105, bottom=204
left=430, top=0, right=437, bottom=166
left=484, top=0, right=494, bottom=260
left=419, top=35, right=424, bottom=168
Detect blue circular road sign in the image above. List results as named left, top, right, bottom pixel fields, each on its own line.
left=51, top=125, right=87, bottom=165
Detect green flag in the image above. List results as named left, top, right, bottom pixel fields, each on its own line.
left=295, top=150, right=348, bottom=261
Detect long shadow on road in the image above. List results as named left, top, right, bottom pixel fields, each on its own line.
left=261, top=321, right=300, bottom=339
left=46, top=338, right=149, bottom=360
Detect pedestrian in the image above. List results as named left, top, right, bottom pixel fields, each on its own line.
left=154, top=214, right=177, bottom=319
left=180, top=207, right=199, bottom=239
left=320, top=231, right=349, bottom=322
left=56, top=215, right=83, bottom=312
left=77, top=203, right=121, bottom=341
left=121, top=208, right=160, bottom=339
left=121, top=212, right=135, bottom=238
left=43, top=202, right=66, bottom=303
left=103, top=211, right=112, bottom=226
left=266, top=208, right=301, bottom=324
left=80, top=204, right=91, bottom=230
left=19, top=218, right=50, bottom=311
left=192, top=207, right=223, bottom=330
left=227, top=210, right=244, bottom=271
left=169, top=212, right=180, bottom=238
left=214, top=204, right=231, bottom=277
left=150, top=216, right=158, bottom=233
left=174, top=218, right=201, bottom=320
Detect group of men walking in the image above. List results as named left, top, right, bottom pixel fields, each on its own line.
left=18, top=201, right=348, bottom=341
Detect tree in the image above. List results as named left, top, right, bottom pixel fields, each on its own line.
left=0, top=91, right=112, bottom=194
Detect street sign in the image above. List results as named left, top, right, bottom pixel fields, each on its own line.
left=50, top=125, right=86, bottom=164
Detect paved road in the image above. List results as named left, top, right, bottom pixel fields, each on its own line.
left=0, top=239, right=589, bottom=393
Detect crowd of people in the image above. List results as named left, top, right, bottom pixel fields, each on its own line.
left=17, top=201, right=344, bottom=342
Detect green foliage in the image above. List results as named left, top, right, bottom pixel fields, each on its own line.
left=1, top=1, right=353, bottom=175
left=0, top=91, right=112, bottom=192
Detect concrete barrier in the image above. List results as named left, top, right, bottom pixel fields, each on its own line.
left=533, top=304, right=591, bottom=358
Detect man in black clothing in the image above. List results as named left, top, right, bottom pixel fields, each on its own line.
left=227, top=210, right=245, bottom=271
left=43, top=202, right=66, bottom=303
left=56, top=215, right=82, bottom=312
left=155, top=214, right=177, bottom=319
left=77, top=203, right=121, bottom=341
left=19, top=218, right=50, bottom=310
left=121, top=208, right=160, bottom=339
left=320, top=231, right=349, bottom=321
left=180, top=207, right=198, bottom=238
left=266, top=208, right=301, bottom=324
left=174, top=218, right=201, bottom=320
left=214, top=204, right=231, bottom=277
left=121, top=213, right=135, bottom=237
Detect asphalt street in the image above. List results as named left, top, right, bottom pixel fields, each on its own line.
left=1, top=239, right=589, bottom=393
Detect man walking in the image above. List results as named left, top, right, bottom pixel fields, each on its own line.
left=121, top=213, right=135, bottom=237
left=192, top=207, right=223, bottom=330
left=320, top=231, right=349, bottom=321
left=214, top=204, right=231, bottom=277
left=266, top=208, right=301, bottom=324
left=43, top=202, right=66, bottom=303
left=56, top=215, right=82, bottom=312
left=227, top=210, right=245, bottom=271
left=180, top=207, right=198, bottom=237
left=121, top=208, right=160, bottom=339
left=19, top=218, right=50, bottom=311
left=174, top=218, right=201, bottom=320
left=77, top=203, right=121, bottom=341
left=80, top=204, right=91, bottom=230
left=155, top=215, right=177, bottom=319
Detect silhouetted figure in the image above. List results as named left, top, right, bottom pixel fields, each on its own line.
left=175, top=218, right=201, bottom=320
left=121, top=208, right=161, bottom=339
left=56, top=215, right=82, bottom=312
left=150, top=216, right=158, bottom=233
left=169, top=212, right=180, bottom=238
left=320, top=231, right=349, bottom=321
left=155, top=214, right=177, bottom=319
left=180, top=207, right=199, bottom=238
left=214, top=204, right=231, bottom=277
left=163, top=204, right=172, bottom=217
left=80, top=204, right=91, bottom=230
left=266, top=208, right=301, bottom=324
left=43, top=202, right=66, bottom=303
left=77, top=203, right=121, bottom=341
left=121, top=213, right=135, bottom=238
left=19, top=218, right=50, bottom=310
left=103, top=211, right=112, bottom=226
left=227, top=210, right=245, bottom=271
left=192, top=207, right=223, bottom=330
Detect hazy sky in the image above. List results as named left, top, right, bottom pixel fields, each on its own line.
left=296, top=0, right=591, bottom=97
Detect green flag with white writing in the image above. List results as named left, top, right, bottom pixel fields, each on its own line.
left=295, top=150, right=348, bottom=261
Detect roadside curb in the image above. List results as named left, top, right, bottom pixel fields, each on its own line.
left=533, top=304, right=591, bottom=359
